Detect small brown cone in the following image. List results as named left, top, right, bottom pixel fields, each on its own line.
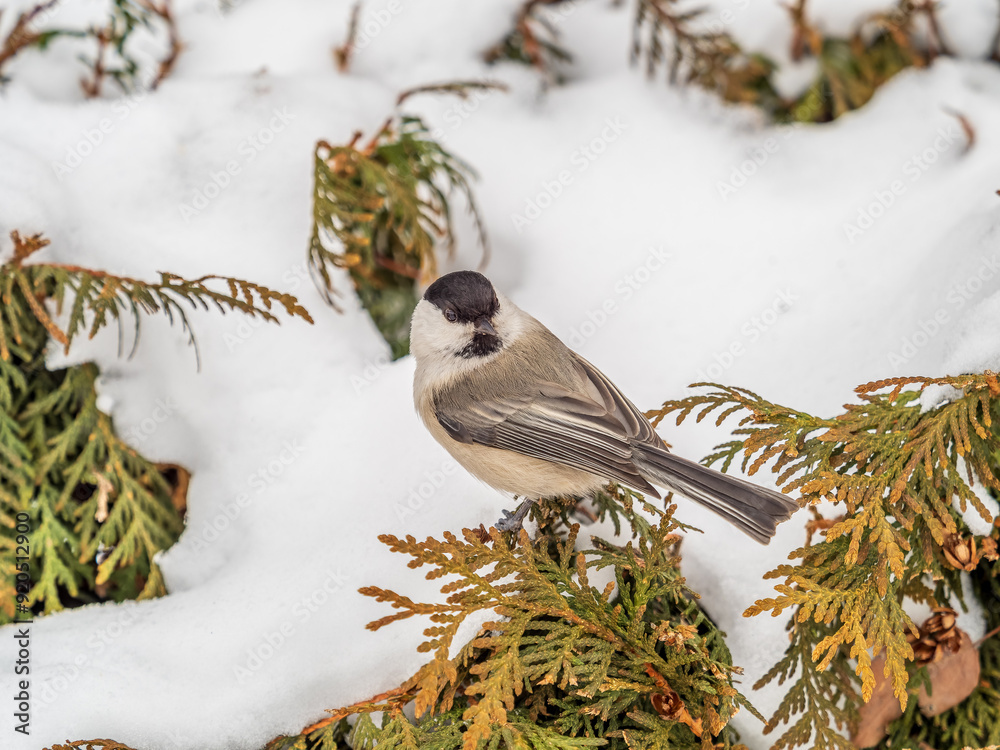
left=941, top=534, right=980, bottom=572
left=917, top=607, right=962, bottom=663
left=646, top=664, right=703, bottom=737
left=650, top=690, right=703, bottom=737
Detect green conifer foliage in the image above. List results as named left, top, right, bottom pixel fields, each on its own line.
left=884, top=555, right=1000, bottom=749
left=0, top=0, right=181, bottom=94
left=309, top=109, right=487, bottom=360
left=266, top=718, right=351, bottom=750
left=632, top=0, right=779, bottom=112
left=0, top=231, right=312, bottom=623
left=300, top=488, right=760, bottom=750
left=484, top=0, right=573, bottom=86
left=632, top=0, right=962, bottom=123
left=650, top=374, right=1000, bottom=748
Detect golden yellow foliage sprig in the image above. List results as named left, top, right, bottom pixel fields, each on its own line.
left=333, top=496, right=758, bottom=750
left=650, top=374, right=1000, bottom=749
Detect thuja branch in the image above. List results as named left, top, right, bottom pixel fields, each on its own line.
left=343, top=500, right=758, bottom=750
left=0, top=230, right=312, bottom=620
left=1, top=231, right=313, bottom=362
left=309, top=90, right=492, bottom=359
left=651, top=374, right=1000, bottom=747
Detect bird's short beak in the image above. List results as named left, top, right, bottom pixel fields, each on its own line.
left=474, top=317, right=497, bottom=336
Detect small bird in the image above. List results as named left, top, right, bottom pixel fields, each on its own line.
left=410, top=270, right=798, bottom=543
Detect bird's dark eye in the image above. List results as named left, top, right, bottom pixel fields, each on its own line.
left=444, top=309, right=458, bottom=322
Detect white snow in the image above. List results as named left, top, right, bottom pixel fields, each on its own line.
left=2, top=1, right=1000, bottom=748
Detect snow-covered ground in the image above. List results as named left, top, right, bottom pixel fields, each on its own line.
left=2, top=0, right=1000, bottom=748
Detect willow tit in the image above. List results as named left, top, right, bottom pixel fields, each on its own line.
left=410, top=271, right=798, bottom=543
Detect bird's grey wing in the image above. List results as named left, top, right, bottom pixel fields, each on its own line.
left=569, top=352, right=666, bottom=449
left=434, top=371, right=658, bottom=495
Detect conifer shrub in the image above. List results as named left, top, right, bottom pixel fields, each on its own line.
left=632, top=0, right=977, bottom=123
left=55, top=369, right=1000, bottom=749
left=265, top=371, right=1000, bottom=749
left=632, top=0, right=781, bottom=113
left=309, top=86, right=493, bottom=359
left=0, top=0, right=180, bottom=94
left=484, top=0, right=573, bottom=87
left=0, top=231, right=312, bottom=623
left=272, top=487, right=761, bottom=749
left=650, top=373, right=1000, bottom=748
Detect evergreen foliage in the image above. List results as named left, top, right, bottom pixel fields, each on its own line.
left=484, top=0, right=573, bottom=87
left=80, top=0, right=181, bottom=96
left=632, top=0, right=780, bottom=112
left=0, top=1, right=69, bottom=84
left=309, top=101, right=488, bottom=359
left=304, top=487, right=760, bottom=750
left=632, top=0, right=976, bottom=123
left=0, top=231, right=312, bottom=623
left=650, top=374, right=1000, bottom=748
left=267, top=718, right=351, bottom=750
left=0, top=0, right=179, bottom=93
left=883, top=554, right=1000, bottom=749
left=779, top=0, right=949, bottom=123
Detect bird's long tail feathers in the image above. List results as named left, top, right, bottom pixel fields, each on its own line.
left=635, top=446, right=798, bottom=544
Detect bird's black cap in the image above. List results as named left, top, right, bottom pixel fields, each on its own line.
left=423, top=271, right=499, bottom=323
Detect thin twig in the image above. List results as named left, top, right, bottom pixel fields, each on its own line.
left=141, top=0, right=182, bottom=90
left=974, top=623, right=1000, bottom=648
left=942, top=107, right=976, bottom=153
left=80, top=26, right=109, bottom=98
left=333, top=1, right=361, bottom=73
left=913, top=0, right=950, bottom=59
left=395, top=79, right=508, bottom=107
left=784, top=0, right=821, bottom=61
left=0, top=0, right=60, bottom=78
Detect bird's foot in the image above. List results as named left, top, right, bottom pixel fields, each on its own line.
left=495, top=499, right=534, bottom=533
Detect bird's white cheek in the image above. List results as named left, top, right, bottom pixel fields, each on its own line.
left=424, top=324, right=470, bottom=356
left=410, top=302, right=470, bottom=360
